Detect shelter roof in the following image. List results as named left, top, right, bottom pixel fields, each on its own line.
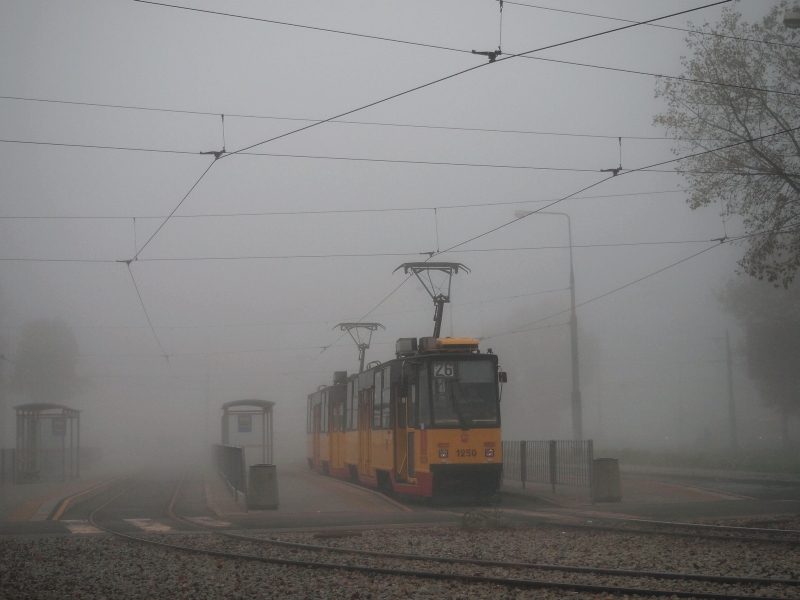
left=221, top=399, right=274, bottom=411
left=14, top=403, right=80, bottom=415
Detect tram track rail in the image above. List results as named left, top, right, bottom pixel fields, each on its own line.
left=577, top=514, right=800, bottom=536
left=209, top=527, right=800, bottom=588
left=77, top=474, right=799, bottom=599
left=498, top=508, right=800, bottom=546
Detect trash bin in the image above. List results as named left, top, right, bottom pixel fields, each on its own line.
left=591, top=458, right=622, bottom=503
left=247, top=464, right=279, bottom=510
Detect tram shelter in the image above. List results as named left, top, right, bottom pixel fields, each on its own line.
left=221, top=400, right=274, bottom=468
left=14, top=403, right=80, bottom=483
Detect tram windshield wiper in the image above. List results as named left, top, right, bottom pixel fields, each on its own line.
left=451, top=380, right=474, bottom=429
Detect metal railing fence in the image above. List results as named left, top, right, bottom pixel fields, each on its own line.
left=213, top=443, right=247, bottom=501
left=502, top=440, right=593, bottom=493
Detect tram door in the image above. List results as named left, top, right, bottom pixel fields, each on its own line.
left=312, top=403, right=321, bottom=465
left=358, top=388, right=372, bottom=476
left=395, top=387, right=409, bottom=482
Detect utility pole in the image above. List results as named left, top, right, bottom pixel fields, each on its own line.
left=515, top=210, right=582, bottom=440
left=725, top=330, right=739, bottom=450
left=205, top=351, right=211, bottom=445
left=568, top=239, right=582, bottom=441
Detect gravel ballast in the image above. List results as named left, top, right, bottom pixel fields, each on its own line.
left=2, top=519, right=799, bottom=599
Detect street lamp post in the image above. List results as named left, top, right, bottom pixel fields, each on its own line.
left=515, top=210, right=583, bottom=440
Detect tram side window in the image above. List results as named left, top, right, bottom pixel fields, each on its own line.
left=353, top=384, right=359, bottom=430
left=381, top=367, right=391, bottom=429
left=372, top=370, right=383, bottom=429
left=322, top=392, right=329, bottom=432
left=418, top=368, right=431, bottom=427
left=346, top=381, right=355, bottom=431
left=307, top=398, right=312, bottom=433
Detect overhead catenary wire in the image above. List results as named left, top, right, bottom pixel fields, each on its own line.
left=0, top=94, right=722, bottom=141
left=298, top=272, right=415, bottom=373
left=434, top=124, right=800, bottom=257
left=6, top=138, right=792, bottom=179
left=133, top=159, right=216, bottom=259
left=224, top=0, right=735, bottom=161
left=131, top=0, right=475, bottom=55
left=485, top=242, right=724, bottom=340
left=0, top=237, right=727, bottom=264
left=423, top=125, right=800, bottom=339
left=137, top=0, right=800, bottom=52
left=0, top=286, right=571, bottom=331
left=1, top=2, right=740, bottom=370
left=501, top=0, right=800, bottom=50
left=484, top=321, right=571, bottom=339
left=126, top=0, right=795, bottom=99
left=0, top=190, right=688, bottom=220
left=517, top=54, right=800, bottom=99
left=128, top=238, right=727, bottom=262
left=124, top=262, right=171, bottom=363
left=484, top=227, right=796, bottom=340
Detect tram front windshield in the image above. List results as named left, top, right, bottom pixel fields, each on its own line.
left=427, top=360, right=498, bottom=428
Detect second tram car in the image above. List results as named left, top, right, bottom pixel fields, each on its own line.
left=307, top=336, right=505, bottom=500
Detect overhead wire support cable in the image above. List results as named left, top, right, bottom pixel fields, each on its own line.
left=122, top=262, right=172, bottom=365
left=132, top=159, right=215, bottom=259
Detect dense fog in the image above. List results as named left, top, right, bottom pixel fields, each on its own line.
left=0, top=0, right=794, bottom=472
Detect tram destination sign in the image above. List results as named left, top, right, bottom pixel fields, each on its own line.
left=433, top=362, right=456, bottom=378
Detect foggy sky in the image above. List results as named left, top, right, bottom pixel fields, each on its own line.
left=0, top=1, right=782, bottom=459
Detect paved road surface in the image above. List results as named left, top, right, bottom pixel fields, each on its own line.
left=2, top=463, right=799, bottom=538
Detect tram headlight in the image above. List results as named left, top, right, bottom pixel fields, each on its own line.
left=438, top=449, right=448, bottom=459
left=485, top=448, right=495, bottom=458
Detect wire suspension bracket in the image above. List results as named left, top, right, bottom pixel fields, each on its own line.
left=601, top=137, right=623, bottom=176
left=473, top=0, right=503, bottom=62
left=200, top=114, right=227, bottom=160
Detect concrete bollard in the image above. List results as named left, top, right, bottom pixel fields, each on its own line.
left=247, top=464, right=279, bottom=510
left=591, top=458, right=622, bottom=502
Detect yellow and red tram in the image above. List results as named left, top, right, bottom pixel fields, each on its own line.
left=307, top=336, right=505, bottom=500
